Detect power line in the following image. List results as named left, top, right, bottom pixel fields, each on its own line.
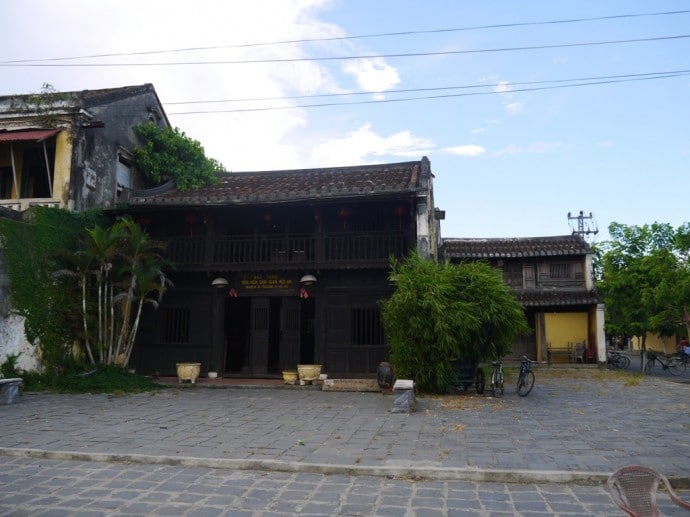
left=3, top=9, right=688, bottom=64
left=164, top=69, right=690, bottom=106
left=1, top=34, right=688, bottom=68
left=28, top=69, right=683, bottom=119
left=166, top=71, right=690, bottom=115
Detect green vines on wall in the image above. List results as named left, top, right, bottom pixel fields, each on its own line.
left=0, top=206, right=105, bottom=371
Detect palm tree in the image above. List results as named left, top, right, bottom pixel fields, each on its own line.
left=112, top=217, right=171, bottom=367
left=59, top=216, right=171, bottom=367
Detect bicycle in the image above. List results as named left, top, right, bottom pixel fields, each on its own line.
left=644, top=351, right=686, bottom=376
left=489, top=360, right=504, bottom=396
left=516, top=355, right=535, bottom=397
left=607, top=349, right=630, bottom=370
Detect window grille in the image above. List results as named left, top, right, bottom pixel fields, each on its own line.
left=351, top=307, right=386, bottom=346
left=163, top=307, right=190, bottom=343
left=550, top=263, right=573, bottom=279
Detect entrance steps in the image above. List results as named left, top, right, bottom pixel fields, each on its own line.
left=321, top=378, right=380, bottom=392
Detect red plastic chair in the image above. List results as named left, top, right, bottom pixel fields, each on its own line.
left=607, top=465, right=690, bottom=516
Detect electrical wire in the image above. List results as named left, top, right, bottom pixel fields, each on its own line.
left=166, top=71, right=690, bottom=115
left=1, top=34, right=688, bottom=68
left=2, top=9, right=688, bottom=64
left=164, top=69, right=690, bottom=106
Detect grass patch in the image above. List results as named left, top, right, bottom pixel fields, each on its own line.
left=20, top=365, right=160, bottom=394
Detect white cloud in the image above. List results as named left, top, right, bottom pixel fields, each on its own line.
left=491, top=81, right=523, bottom=115
left=505, top=102, right=523, bottom=115
left=494, top=81, right=513, bottom=95
left=310, top=123, right=434, bottom=166
left=495, top=142, right=572, bottom=156
left=342, top=58, right=401, bottom=94
left=443, top=145, right=486, bottom=157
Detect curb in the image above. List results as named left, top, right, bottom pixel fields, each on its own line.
left=4, top=447, right=688, bottom=488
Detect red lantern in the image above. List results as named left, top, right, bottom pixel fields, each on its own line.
left=338, top=207, right=351, bottom=230
left=393, top=205, right=407, bottom=230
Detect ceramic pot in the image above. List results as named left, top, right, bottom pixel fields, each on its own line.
left=282, top=370, right=298, bottom=384
left=377, top=361, right=393, bottom=390
left=297, top=364, right=322, bottom=381
left=176, top=362, right=201, bottom=384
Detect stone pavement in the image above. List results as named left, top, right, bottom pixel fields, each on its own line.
left=1, top=368, right=689, bottom=516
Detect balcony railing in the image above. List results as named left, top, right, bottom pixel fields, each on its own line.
left=162, top=232, right=409, bottom=269
left=0, top=198, right=61, bottom=211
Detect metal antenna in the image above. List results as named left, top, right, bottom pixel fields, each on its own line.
left=567, top=211, right=599, bottom=239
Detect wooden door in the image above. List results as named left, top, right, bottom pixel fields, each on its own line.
left=280, top=297, right=300, bottom=370
left=250, top=297, right=269, bottom=374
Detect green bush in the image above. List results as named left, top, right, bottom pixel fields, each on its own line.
left=133, top=124, right=223, bottom=190
left=0, top=353, right=20, bottom=378
left=381, top=253, right=529, bottom=394
left=21, top=365, right=160, bottom=394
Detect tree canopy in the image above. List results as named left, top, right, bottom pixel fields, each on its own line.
left=380, top=253, right=529, bottom=394
left=133, top=123, right=223, bottom=190
left=595, top=222, right=690, bottom=349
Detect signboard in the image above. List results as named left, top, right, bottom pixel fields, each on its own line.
left=238, top=273, right=297, bottom=295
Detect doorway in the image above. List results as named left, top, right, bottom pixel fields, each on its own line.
left=223, top=296, right=315, bottom=375
left=224, top=297, right=250, bottom=373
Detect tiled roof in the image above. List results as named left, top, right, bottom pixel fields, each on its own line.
left=128, top=160, right=424, bottom=206
left=514, top=289, right=602, bottom=307
left=0, top=84, right=156, bottom=107
left=442, top=235, right=591, bottom=259
left=0, top=84, right=168, bottom=126
left=77, top=84, right=158, bottom=105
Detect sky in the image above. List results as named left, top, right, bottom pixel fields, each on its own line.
left=1, top=1, right=688, bottom=243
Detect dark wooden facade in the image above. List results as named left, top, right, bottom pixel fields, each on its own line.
left=123, top=158, right=439, bottom=377
left=441, top=235, right=606, bottom=362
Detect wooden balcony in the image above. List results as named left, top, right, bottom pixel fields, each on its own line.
left=162, top=231, right=409, bottom=271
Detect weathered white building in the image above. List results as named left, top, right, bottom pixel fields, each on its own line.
left=0, top=85, right=169, bottom=372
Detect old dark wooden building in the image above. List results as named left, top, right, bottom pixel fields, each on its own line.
left=124, top=157, right=440, bottom=377
left=441, top=235, right=605, bottom=363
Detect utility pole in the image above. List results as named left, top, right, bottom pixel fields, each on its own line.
left=568, top=211, right=598, bottom=239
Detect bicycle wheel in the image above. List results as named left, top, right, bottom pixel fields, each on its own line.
left=475, top=368, right=485, bottom=394
left=668, top=357, right=686, bottom=376
left=620, top=355, right=630, bottom=369
left=644, top=359, right=654, bottom=374
left=498, top=370, right=504, bottom=395
left=517, top=371, right=535, bottom=397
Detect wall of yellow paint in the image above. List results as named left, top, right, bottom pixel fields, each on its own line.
left=544, top=312, right=588, bottom=348
left=631, top=334, right=678, bottom=354
left=53, top=130, right=72, bottom=206
left=0, top=129, right=72, bottom=204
